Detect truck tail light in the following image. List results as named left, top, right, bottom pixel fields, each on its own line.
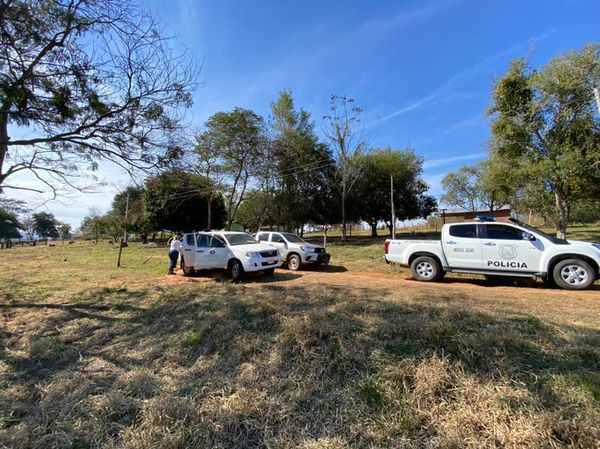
left=384, top=241, right=390, bottom=254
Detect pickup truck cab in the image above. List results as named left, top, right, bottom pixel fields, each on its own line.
left=384, top=218, right=600, bottom=290
left=181, top=231, right=281, bottom=281
left=255, top=231, right=330, bottom=271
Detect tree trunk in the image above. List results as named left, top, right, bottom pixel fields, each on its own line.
left=207, top=197, right=212, bottom=231
left=370, top=221, right=378, bottom=237
left=0, top=111, right=8, bottom=185
left=341, top=182, right=347, bottom=241
left=554, top=191, right=569, bottom=239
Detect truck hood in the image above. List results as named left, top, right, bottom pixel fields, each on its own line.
left=566, top=240, right=600, bottom=251
left=230, top=243, right=277, bottom=254
left=299, top=243, right=325, bottom=250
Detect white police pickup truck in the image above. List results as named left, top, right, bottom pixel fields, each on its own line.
left=384, top=218, right=600, bottom=290
left=255, top=231, right=330, bottom=271
left=181, top=231, right=281, bottom=281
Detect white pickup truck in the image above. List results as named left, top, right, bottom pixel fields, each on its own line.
left=384, top=218, right=600, bottom=290
left=255, top=231, right=330, bottom=271
left=181, top=231, right=281, bottom=281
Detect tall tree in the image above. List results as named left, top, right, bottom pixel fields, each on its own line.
left=32, top=211, right=59, bottom=240
left=79, top=208, right=106, bottom=243
left=270, top=91, right=336, bottom=232
left=322, top=95, right=365, bottom=241
left=441, top=159, right=513, bottom=214
left=352, top=148, right=437, bottom=237
left=57, top=222, right=72, bottom=242
left=0, top=0, right=195, bottom=196
left=488, top=44, right=600, bottom=238
left=0, top=206, right=21, bottom=244
left=143, top=170, right=226, bottom=233
left=196, top=108, right=268, bottom=230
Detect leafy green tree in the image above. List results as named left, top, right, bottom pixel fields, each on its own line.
left=57, top=222, right=72, bottom=242
left=0, top=0, right=195, bottom=195
left=109, top=186, right=147, bottom=239
left=143, top=171, right=226, bottom=233
left=0, top=207, right=21, bottom=244
left=351, top=148, right=437, bottom=237
left=79, top=208, right=106, bottom=243
left=195, top=108, right=268, bottom=230
left=270, top=91, right=337, bottom=232
left=32, top=212, right=59, bottom=240
left=441, top=158, right=513, bottom=214
left=322, top=95, right=366, bottom=241
left=235, top=190, right=278, bottom=232
left=0, top=197, right=28, bottom=215
left=488, top=44, right=600, bottom=238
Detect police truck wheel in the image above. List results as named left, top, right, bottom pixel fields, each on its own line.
left=410, top=256, right=443, bottom=282
left=181, top=258, right=194, bottom=277
left=228, top=259, right=245, bottom=282
left=552, top=259, right=595, bottom=290
left=288, top=254, right=302, bottom=271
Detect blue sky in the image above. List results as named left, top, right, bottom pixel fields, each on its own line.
left=14, top=0, right=600, bottom=226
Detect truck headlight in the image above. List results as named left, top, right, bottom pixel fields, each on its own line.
left=246, top=251, right=260, bottom=258
left=300, top=246, right=316, bottom=253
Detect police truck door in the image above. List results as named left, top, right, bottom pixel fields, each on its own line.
left=481, top=224, right=542, bottom=273
left=443, top=223, right=482, bottom=269
left=182, top=233, right=196, bottom=267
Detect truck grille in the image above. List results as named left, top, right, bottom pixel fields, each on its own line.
left=260, top=250, right=278, bottom=258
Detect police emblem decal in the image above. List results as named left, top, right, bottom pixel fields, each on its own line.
left=499, top=244, right=517, bottom=260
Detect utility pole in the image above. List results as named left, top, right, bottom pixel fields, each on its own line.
left=390, top=174, right=396, bottom=239
left=123, top=192, right=130, bottom=244
left=594, top=87, right=600, bottom=115
left=117, top=191, right=130, bottom=267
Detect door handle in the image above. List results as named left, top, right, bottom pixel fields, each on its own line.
left=484, top=242, right=496, bottom=246
left=196, top=250, right=204, bottom=253
left=445, top=241, right=457, bottom=245
left=184, top=249, right=191, bottom=252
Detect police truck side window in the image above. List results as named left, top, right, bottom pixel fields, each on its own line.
left=485, top=225, right=523, bottom=240
left=272, top=234, right=285, bottom=243
left=196, top=234, right=210, bottom=247
left=449, top=224, right=477, bottom=238
left=257, top=233, right=269, bottom=242
left=209, top=236, right=225, bottom=248
left=186, top=234, right=195, bottom=245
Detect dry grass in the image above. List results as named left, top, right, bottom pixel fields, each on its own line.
left=0, top=242, right=599, bottom=448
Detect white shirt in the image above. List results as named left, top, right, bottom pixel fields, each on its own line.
left=170, top=239, right=182, bottom=252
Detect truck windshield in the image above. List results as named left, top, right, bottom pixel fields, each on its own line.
left=509, top=218, right=568, bottom=244
left=281, top=233, right=305, bottom=243
left=223, top=233, right=257, bottom=246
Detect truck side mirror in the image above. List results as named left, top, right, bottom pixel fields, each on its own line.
left=522, top=231, right=536, bottom=241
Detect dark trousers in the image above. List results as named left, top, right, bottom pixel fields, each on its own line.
left=168, top=250, right=179, bottom=272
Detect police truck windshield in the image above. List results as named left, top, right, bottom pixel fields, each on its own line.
left=223, top=233, right=257, bottom=246
left=509, top=218, right=568, bottom=245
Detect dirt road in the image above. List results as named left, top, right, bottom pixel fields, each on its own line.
left=167, top=266, right=600, bottom=326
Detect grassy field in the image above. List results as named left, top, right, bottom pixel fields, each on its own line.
left=1, top=239, right=600, bottom=448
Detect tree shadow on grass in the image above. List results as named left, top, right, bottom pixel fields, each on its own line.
left=1, top=283, right=599, bottom=448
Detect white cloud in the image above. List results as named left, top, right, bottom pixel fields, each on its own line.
left=423, top=153, right=486, bottom=170
left=372, top=30, right=556, bottom=125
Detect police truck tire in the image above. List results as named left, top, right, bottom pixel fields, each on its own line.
left=552, top=258, right=595, bottom=290
left=228, top=259, right=245, bottom=282
left=410, top=256, right=443, bottom=282
left=288, top=254, right=302, bottom=271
